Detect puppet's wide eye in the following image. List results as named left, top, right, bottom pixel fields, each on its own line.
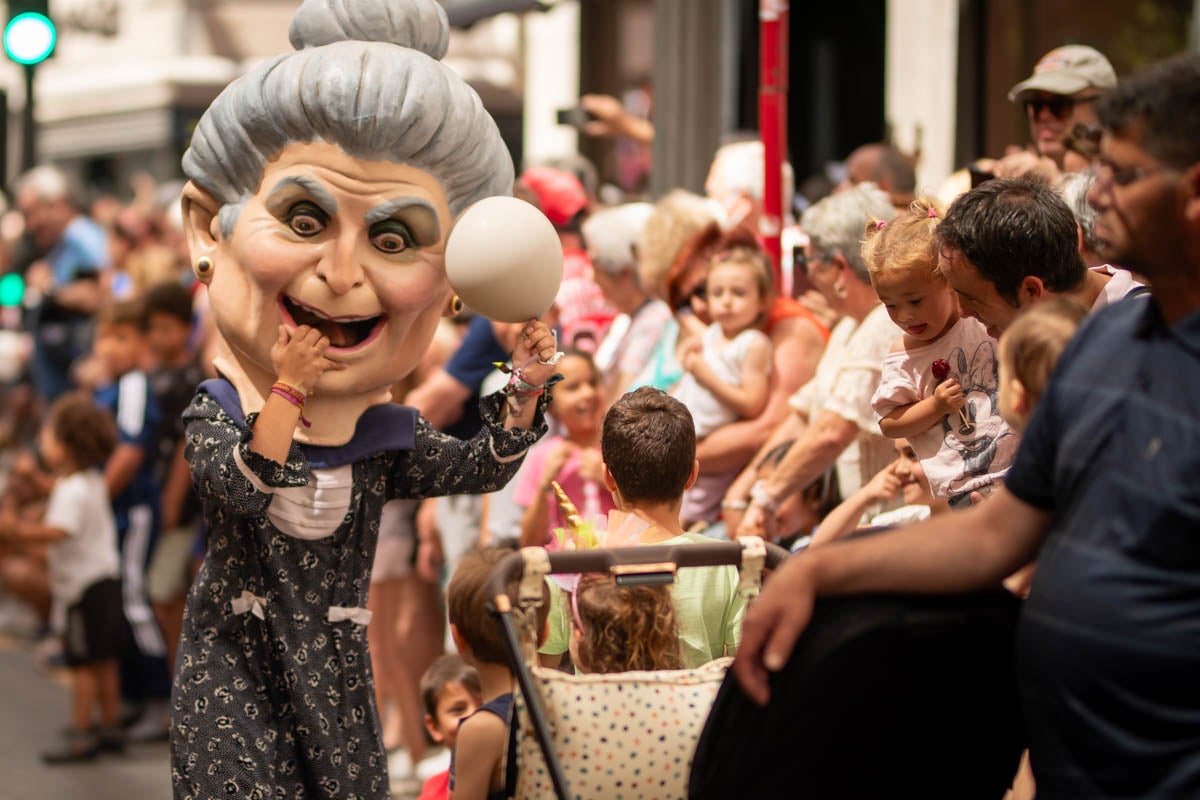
left=286, top=202, right=327, bottom=237
left=369, top=220, right=414, bottom=254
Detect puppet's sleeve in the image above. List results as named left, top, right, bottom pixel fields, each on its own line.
left=183, top=391, right=311, bottom=517
left=386, top=391, right=550, bottom=500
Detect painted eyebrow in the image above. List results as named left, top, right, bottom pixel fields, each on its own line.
left=365, top=198, right=441, bottom=243
left=265, top=176, right=339, bottom=216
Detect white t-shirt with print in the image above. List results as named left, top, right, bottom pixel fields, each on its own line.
left=871, top=317, right=1020, bottom=499
left=43, top=469, right=121, bottom=632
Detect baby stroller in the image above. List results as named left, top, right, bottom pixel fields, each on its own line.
left=485, top=537, right=791, bottom=800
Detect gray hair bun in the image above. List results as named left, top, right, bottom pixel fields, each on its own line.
left=289, top=0, right=449, bottom=61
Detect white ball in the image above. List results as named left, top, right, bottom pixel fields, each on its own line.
left=445, top=197, right=563, bottom=323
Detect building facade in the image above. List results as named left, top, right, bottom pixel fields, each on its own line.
left=6, top=0, right=531, bottom=195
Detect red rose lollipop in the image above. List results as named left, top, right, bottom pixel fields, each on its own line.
left=931, top=359, right=974, bottom=433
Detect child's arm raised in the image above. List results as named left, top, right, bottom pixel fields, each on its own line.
left=0, top=508, right=66, bottom=544
left=878, top=379, right=963, bottom=439
left=683, top=334, right=771, bottom=419
left=449, top=712, right=508, bottom=800
left=250, top=325, right=342, bottom=465
left=810, top=461, right=903, bottom=546
left=519, top=441, right=575, bottom=548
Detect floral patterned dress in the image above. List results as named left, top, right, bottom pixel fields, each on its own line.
left=170, top=379, right=547, bottom=799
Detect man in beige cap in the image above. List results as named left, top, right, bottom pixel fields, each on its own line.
left=996, top=44, right=1117, bottom=180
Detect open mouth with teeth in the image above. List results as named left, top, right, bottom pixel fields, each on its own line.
left=280, top=296, right=386, bottom=350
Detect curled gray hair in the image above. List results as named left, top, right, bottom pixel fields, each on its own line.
left=581, top=203, right=655, bottom=277
left=183, top=0, right=513, bottom=237
left=800, top=182, right=895, bottom=283
left=1056, top=170, right=1101, bottom=255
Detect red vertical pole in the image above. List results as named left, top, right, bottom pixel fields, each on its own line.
left=759, top=0, right=788, bottom=291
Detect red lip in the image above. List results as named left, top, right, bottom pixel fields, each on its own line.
left=907, top=324, right=928, bottom=335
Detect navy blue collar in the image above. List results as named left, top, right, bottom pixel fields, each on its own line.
left=1133, top=299, right=1200, bottom=355
left=199, top=379, right=417, bottom=468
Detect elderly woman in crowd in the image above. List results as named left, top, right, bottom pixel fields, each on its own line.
left=582, top=202, right=672, bottom=402
left=729, top=183, right=899, bottom=539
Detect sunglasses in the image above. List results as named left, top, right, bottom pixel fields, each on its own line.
left=792, top=250, right=836, bottom=277
left=1064, top=122, right=1103, bottom=157
left=1024, top=94, right=1100, bottom=120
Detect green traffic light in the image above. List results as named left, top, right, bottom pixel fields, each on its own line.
left=4, top=11, right=55, bottom=65
left=0, top=273, right=24, bottom=307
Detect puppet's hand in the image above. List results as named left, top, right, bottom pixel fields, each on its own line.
left=271, top=325, right=344, bottom=394
left=513, top=319, right=560, bottom=388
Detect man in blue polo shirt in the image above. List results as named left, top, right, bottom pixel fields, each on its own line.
left=16, top=166, right=110, bottom=401
left=733, top=52, right=1200, bottom=797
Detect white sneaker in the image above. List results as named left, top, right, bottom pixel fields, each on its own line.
left=126, top=699, right=171, bottom=743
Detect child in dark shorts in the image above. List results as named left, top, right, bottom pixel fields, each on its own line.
left=0, top=394, right=126, bottom=763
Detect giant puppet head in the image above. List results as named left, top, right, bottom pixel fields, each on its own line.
left=180, top=0, right=559, bottom=445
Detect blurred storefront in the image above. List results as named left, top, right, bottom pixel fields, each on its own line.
left=569, top=0, right=1192, bottom=199
left=0, top=0, right=534, bottom=196
left=0, top=0, right=1191, bottom=199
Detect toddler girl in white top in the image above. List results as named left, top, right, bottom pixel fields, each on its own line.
left=866, top=198, right=1019, bottom=506
left=673, top=245, right=772, bottom=523
left=674, top=246, right=772, bottom=433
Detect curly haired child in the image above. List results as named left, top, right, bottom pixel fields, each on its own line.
left=0, top=394, right=125, bottom=763
left=569, top=574, right=683, bottom=674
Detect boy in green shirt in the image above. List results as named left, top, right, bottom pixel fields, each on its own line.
left=599, top=387, right=746, bottom=667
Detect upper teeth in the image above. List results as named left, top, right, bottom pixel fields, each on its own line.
left=288, top=297, right=375, bottom=323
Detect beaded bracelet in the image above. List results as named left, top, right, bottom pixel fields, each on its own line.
left=270, top=381, right=313, bottom=428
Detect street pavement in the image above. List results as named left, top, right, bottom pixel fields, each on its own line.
left=0, top=634, right=431, bottom=799
left=0, top=635, right=172, bottom=800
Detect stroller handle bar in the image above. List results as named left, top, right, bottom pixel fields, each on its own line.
left=485, top=539, right=792, bottom=602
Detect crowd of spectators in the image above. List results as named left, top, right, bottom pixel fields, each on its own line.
left=0, top=40, right=1195, bottom=800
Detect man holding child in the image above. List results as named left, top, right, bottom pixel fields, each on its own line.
left=737, top=53, right=1200, bottom=797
